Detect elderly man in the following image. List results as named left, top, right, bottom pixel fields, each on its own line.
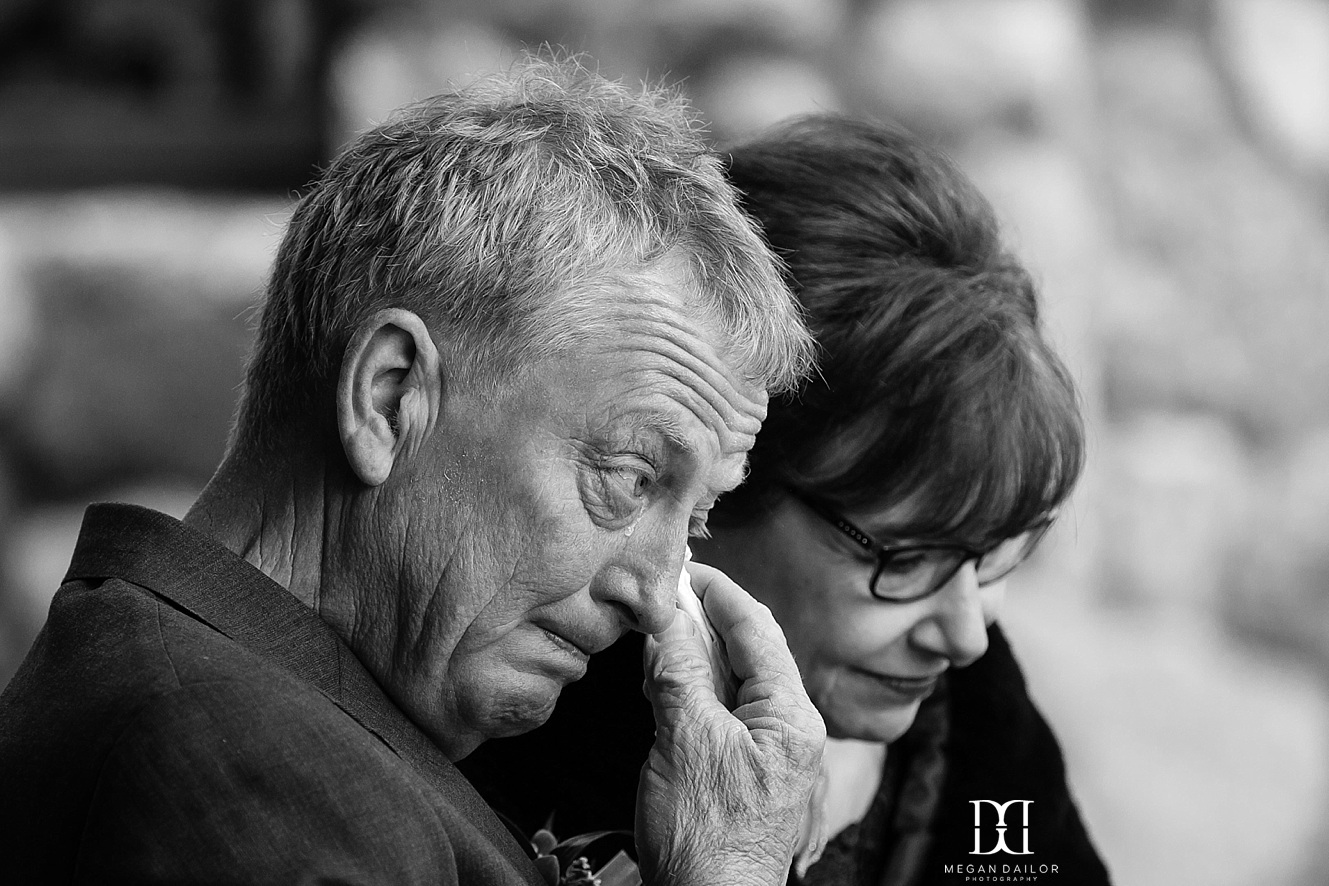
left=0, top=60, right=823, bottom=883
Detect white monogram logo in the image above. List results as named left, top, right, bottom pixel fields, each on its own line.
left=970, top=800, right=1034, bottom=855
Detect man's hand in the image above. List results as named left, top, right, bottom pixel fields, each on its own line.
left=636, top=561, right=826, bottom=886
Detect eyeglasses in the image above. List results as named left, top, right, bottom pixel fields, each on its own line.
left=788, top=491, right=1056, bottom=603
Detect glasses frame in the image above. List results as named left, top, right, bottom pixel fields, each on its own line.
left=787, top=489, right=1056, bottom=604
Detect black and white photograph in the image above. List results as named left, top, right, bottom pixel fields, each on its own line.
left=0, top=2, right=1325, bottom=884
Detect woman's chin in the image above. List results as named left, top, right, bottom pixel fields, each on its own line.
left=821, top=699, right=922, bottom=744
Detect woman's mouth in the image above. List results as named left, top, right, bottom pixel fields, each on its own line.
left=852, top=668, right=941, bottom=700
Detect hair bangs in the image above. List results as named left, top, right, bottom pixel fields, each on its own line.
left=805, top=328, right=1083, bottom=546
left=710, top=115, right=1086, bottom=535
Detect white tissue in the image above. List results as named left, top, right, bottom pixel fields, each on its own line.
left=675, top=548, right=827, bottom=871
left=674, top=546, right=737, bottom=707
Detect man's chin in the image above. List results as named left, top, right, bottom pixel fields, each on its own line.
left=475, top=682, right=564, bottom=739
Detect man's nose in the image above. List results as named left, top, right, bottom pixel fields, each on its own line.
left=908, top=562, right=991, bottom=667
left=591, top=523, right=683, bottom=636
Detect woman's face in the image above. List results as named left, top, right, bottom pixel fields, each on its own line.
left=694, top=493, right=1006, bottom=743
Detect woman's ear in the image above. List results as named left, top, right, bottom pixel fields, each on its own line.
left=336, top=308, right=442, bottom=487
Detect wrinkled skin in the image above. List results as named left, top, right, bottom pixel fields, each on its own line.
left=187, top=251, right=824, bottom=882
left=639, top=561, right=826, bottom=886
left=303, top=260, right=826, bottom=884
left=326, top=276, right=764, bottom=758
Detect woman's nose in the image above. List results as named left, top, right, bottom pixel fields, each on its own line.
left=908, top=561, right=993, bottom=667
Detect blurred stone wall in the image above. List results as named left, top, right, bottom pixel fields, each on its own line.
left=322, top=0, right=1329, bottom=655
left=0, top=0, right=347, bottom=189
left=0, top=192, right=286, bottom=680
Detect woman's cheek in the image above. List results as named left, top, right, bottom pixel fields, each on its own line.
left=980, top=580, right=1008, bottom=624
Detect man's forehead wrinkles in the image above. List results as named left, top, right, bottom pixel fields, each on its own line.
left=596, top=289, right=689, bottom=319
left=613, top=369, right=759, bottom=461
left=599, top=326, right=765, bottom=435
left=599, top=302, right=737, bottom=377
left=607, top=407, right=695, bottom=455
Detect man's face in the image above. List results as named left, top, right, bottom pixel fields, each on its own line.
left=347, top=265, right=768, bottom=759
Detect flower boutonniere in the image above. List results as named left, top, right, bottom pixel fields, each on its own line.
left=528, top=825, right=640, bottom=886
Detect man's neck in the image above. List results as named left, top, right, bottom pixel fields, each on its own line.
left=184, top=441, right=331, bottom=611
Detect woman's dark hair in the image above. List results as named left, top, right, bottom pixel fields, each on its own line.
left=719, top=115, right=1084, bottom=545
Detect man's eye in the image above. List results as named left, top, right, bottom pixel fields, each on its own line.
left=606, top=465, right=652, bottom=499
left=630, top=471, right=652, bottom=497
left=599, top=462, right=656, bottom=509
left=578, top=456, right=657, bottom=529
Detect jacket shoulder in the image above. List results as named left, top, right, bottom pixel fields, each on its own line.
left=74, top=677, right=463, bottom=882
left=1, top=580, right=541, bottom=885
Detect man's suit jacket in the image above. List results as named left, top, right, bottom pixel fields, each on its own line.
left=0, top=504, right=546, bottom=884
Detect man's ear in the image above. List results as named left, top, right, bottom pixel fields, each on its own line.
left=336, top=308, right=443, bottom=487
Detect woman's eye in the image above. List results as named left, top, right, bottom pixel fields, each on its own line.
left=878, top=550, right=929, bottom=575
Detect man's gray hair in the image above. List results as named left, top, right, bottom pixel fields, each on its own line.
left=234, top=55, right=812, bottom=453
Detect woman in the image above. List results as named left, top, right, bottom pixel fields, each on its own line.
left=460, top=115, right=1110, bottom=885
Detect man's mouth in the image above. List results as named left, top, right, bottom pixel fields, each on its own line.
left=542, top=627, right=592, bottom=661
left=539, top=616, right=623, bottom=657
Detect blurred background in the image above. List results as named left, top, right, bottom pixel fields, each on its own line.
left=0, top=0, right=1326, bottom=883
